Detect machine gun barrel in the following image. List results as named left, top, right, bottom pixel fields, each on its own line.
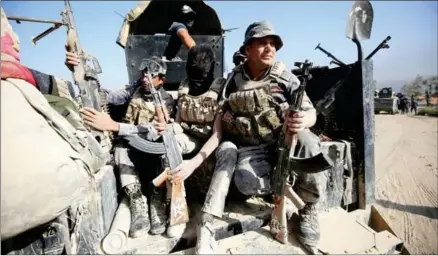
left=7, top=16, right=65, bottom=45
left=7, top=16, right=63, bottom=25
left=365, top=35, right=391, bottom=60
left=315, top=43, right=347, bottom=67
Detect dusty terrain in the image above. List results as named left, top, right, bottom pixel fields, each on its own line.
left=374, top=114, right=438, bottom=254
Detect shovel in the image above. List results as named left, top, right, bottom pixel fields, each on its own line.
left=346, top=0, right=374, bottom=61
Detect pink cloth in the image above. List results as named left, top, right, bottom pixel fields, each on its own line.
left=1, top=32, right=37, bottom=87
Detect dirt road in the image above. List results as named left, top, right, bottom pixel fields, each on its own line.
left=374, top=114, right=438, bottom=254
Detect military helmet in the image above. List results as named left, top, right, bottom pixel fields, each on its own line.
left=138, top=57, right=167, bottom=77
left=181, top=5, right=196, bottom=15
left=239, top=20, right=283, bottom=55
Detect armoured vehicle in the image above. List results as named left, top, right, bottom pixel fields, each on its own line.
left=2, top=0, right=410, bottom=255
left=375, top=87, right=399, bottom=114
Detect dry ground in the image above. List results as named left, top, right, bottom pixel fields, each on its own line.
left=374, top=114, right=438, bottom=254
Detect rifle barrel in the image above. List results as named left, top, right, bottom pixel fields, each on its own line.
left=7, top=16, right=64, bottom=25
left=365, top=36, right=392, bottom=60
left=315, top=43, right=347, bottom=66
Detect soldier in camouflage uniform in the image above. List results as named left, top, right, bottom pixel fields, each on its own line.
left=66, top=54, right=174, bottom=238
left=170, top=21, right=328, bottom=254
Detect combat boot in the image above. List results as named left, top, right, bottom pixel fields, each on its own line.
left=149, top=187, right=167, bottom=235
left=124, top=183, right=150, bottom=238
left=297, top=202, right=320, bottom=255
left=194, top=213, right=216, bottom=254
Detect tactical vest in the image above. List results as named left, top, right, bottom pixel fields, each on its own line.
left=221, top=62, right=290, bottom=146
left=177, top=77, right=226, bottom=138
left=123, top=86, right=156, bottom=126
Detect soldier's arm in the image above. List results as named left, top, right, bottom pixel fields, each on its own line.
left=104, top=81, right=141, bottom=106
left=189, top=113, right=222, bottom=168
left=177, top=28, right=196, bottom=49
left=170, top=23, right=196, bottom=49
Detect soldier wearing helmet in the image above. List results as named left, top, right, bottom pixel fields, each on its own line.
left=75, top=56, right=175, bottom=238
left=169, top=21, right=327, bottom=254
left=163, top=5, right=197, bottom=61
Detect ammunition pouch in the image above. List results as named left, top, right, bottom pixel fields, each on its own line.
left=228, top=87, right=270, bottom=115
left=179, top=95, right=217, bottom=124
left=123, top=87, right=155, bottom=126
left=124, top=104, right=155, bottom=125
left=222, top=108, right=282, bottom=146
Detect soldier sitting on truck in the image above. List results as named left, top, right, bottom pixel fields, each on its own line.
left=66, top=44, right=226, bottom=237
left=170, top=44, right=227, bottom=197
left=163, top=5, right=197, bottom=61
left=169, top=21, right=328, bottom=254
left=66, top=53, right=174, bottom=238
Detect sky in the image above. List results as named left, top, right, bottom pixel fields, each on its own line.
left=2, top=1, right=437, bottom=90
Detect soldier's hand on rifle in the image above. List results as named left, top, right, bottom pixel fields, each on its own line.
left=284, top=111, right=305, bottom=134
left=153, top=116, right=174, bottom=135
left=80, top=107, right=119, bottom=132
left=170, top=159, right=198, bottom=185
left=65, top=45, right=80, bottom=71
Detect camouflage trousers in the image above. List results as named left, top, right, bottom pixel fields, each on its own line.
left=201, top=129, right=328, bottom=218
left=115, top=130, right=204, bottom=188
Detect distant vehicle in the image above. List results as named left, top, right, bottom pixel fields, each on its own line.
left=375, top=87, right=399, bottom=114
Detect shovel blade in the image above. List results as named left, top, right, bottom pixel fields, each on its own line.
left=346, top=0, right=374, bottom=41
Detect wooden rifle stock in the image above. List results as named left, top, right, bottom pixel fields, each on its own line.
left=152, top=168, right=169, bottom=187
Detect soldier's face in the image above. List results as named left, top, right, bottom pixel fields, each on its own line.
left=142, top=73, right=163, bottom=87
left=245, top=37, right=276, bottom=68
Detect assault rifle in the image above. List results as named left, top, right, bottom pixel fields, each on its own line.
left=7, top=1, right=113, bottom=159
left=142, top=72, right=189, bottom=227
left=270, top=60, right=332, bottom=244
left=61, top=1, right=112, bottom=153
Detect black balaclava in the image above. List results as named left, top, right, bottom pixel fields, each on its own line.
left=185, top=44, right=216, bottom=96
left=180, top=5, right=196, bottom=29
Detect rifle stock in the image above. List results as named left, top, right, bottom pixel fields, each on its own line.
left=152, top=168, right=169, bottom=187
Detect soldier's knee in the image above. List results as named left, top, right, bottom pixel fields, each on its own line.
left=215, top=141, right=238, bottom=160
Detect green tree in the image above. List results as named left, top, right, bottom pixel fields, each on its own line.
left=402, top=75, right=424, bottom=97
left=425, top=76, right=438, bottom=93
